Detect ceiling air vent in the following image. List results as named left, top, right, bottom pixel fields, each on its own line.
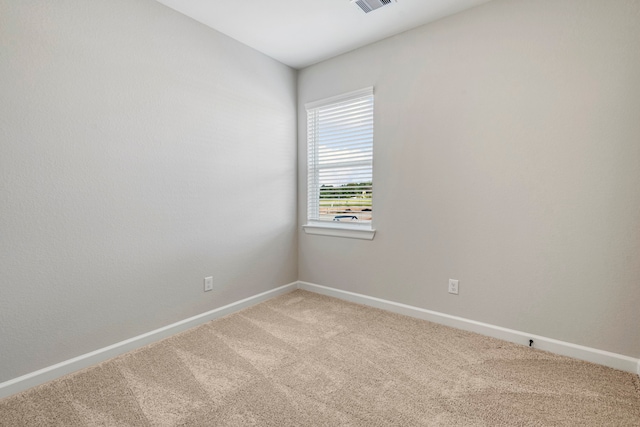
left=353, top=0, right=395, bottom=14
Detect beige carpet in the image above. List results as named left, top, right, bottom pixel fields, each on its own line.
left=1, top=290, right=639, bottom=426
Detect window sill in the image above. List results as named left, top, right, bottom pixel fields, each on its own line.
left=302, top=223, right=376, bottom=240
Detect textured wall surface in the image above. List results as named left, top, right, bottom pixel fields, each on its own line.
left=0, top=0, right=297, bottom=382
left=298, top=0, right=640, bottom=358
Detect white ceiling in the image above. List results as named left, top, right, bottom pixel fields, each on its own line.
left=154, top=0, right=492, bottom=69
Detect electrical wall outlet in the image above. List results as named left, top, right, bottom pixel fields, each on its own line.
left=204, top=276, right=214, bottom=292
left=448, top=279, right=459, bottom=295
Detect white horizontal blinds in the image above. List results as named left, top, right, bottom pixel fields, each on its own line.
left=307, top=88, right=373, bottom=224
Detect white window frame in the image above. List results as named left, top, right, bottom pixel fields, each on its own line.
left=303, top=87, right=376, bottom=240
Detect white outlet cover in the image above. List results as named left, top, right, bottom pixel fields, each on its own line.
left=448, top=279, right=459, bottom=295
left=204, top=276, right=214, bottom=292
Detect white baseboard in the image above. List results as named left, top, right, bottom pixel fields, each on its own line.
left=0, top=282, right=297, bottom=400
left=297, top=281, right=640, bottom=375
left=2, top=280, right=636, bottom=400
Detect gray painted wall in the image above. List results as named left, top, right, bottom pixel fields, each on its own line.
left=298, top=0, right=640, bottom=358
left=0, top=0, right=297, bottom=382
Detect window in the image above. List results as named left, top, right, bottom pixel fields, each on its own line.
left=304, top=87, right=375, bottom=240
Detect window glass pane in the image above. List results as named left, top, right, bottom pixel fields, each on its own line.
left=307, top=88, right=373, bottom=225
